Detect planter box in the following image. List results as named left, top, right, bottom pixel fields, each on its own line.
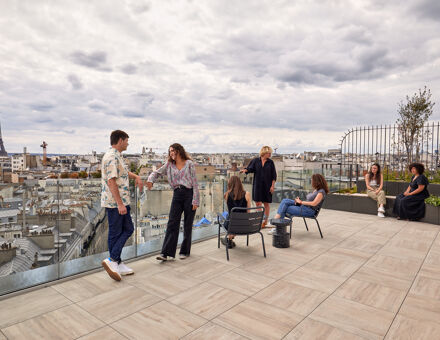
left=324, top=193, right=439, bottom=224
left=421, top=204, right=439, bottom=225
left=323, top=194, right=353, bottom=212
left=357, top=180, right=440, bottom=197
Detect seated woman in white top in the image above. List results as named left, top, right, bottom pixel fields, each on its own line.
left=365, top=163, right=386, bottom=217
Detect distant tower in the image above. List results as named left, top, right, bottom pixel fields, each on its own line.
left=40, top=141, right=48, bottom=166
left=0, top=122, right=8, bottom=157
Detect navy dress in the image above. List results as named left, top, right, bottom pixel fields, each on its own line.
left=246, top=158, right=277, bottom=203
left=393, top=174, right=429, bottom=220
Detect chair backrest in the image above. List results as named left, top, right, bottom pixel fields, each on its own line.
left=228, top=206, right=265, bottom=235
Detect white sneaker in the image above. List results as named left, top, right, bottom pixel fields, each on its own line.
left=378, top=212, right=385, bottom=218
left=156, top=254, right=175, bottom=261
left=268, top=227, right=276, bottom=235
left=118, top=262, right=134, bottom=276
left=378, top=206, right=385, bottom=213
left=179, top=254, right=188, bottom=260
left=102, top=258, right=122, bottom=281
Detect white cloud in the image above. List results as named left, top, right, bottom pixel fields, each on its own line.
left=0, top=0, right=439, bottom=154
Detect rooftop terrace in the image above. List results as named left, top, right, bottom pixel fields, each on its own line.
left=0, top=209, right=439, bottom=339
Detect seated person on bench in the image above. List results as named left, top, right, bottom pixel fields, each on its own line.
left=221, top=175, right=251, bottom=248
left=270, top=174, right=328, bottom=232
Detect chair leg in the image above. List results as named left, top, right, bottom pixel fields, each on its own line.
left=303, top=217, right=309, bottom=231
left=315, top=219, right=323, bottom=238
left=225, top=235, right=230, bottom=261
left=259, top=232, right=266, bottom=258
left=247, top=234, right=249, bottom=246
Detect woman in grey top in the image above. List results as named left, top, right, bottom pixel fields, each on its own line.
left=365, top=163, right=386, bottom=218
left=272, top=174, right=329, bottom=220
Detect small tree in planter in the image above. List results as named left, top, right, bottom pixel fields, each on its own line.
left=396, top=86, right=435, bottom=164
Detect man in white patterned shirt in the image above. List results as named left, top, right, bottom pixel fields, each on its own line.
left=101, top=130, right=143, bottom=281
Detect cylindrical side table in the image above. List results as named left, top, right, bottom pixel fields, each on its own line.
left=270, top=218, right=291, bottom=248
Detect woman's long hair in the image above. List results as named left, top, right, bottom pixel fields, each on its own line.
left=225, top=175, right=246, bottom=200
left=368, top=163, right=381, bottom=184
left=311, top=174, right=329, bottom=194
left=168, top=143, right=191, bottom=163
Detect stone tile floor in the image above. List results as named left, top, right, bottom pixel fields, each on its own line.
left=0, top=209, right=439, bottom=339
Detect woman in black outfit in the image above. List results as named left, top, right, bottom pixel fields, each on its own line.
left=240, top=146, right=277, bottom=228
left=221, top=176, right=251, bottom=248
left=393, top=162, right=429, bottom=220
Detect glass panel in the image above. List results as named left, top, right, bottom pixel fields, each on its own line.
left=0, top=180, right=60, bottom=295
left=1, top=158, right=353, bottom=296
left=57, top=177, right=108, bottom=278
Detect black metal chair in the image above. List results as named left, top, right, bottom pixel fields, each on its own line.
left=286, top=205, right=324, bottom=238
left=217, top=207, right=266, bottom=261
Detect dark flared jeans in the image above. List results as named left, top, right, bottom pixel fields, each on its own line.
left=161, top=187, right=196, bottom=257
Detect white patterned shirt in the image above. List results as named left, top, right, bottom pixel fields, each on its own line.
left=101, top=148, right=130, bottom=208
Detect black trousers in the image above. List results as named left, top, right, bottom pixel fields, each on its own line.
left=161, top=187, right=196, bottom=257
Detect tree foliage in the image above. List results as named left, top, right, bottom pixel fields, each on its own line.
left=78, top=171, right=88, bottom=178
left=69, top=172, right=79, bottom=179
left=396, top=86, right=435, bottom=163
left=90, top=171, right=101, bottom=178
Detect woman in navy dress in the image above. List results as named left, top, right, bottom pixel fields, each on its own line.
left=241, top=146, right=277, bottom=228
left=393, top=162, right=429, bottom=220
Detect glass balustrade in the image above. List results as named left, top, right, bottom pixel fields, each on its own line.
left=0, top=169, right=339, bottom=296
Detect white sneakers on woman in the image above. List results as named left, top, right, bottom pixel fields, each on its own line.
left=377, top=205, right=385, bottom=218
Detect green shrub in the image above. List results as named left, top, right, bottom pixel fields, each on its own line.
left=337, top=186, right=357, bottom=194
left=425, top=195, right=440, bottom=206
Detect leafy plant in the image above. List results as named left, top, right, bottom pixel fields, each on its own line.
left=337, top=186, right=357, bottom=194
left=425, top=195, right=440, bottom=206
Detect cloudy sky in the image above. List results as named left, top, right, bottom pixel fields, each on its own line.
left=0, top=0, right=439, bottom=154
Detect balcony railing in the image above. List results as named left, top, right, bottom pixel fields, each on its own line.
left=0, top=169, right=338, bottom=296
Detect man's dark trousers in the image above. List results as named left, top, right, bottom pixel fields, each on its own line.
left=106, top=205, right=134, bottom=263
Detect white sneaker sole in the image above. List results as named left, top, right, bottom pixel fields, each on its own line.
left=120, top=271, right=134, bottom=276
left=102, top=260, right=122, bottom=281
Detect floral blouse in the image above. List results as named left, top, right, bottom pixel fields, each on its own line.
left=148, top=160, right=200, bottom=206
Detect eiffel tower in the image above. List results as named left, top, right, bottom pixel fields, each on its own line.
left=0, top=122, right=8, bottom=156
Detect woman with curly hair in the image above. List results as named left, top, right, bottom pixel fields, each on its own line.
left=271, top=174, right=328, bottom=226
left=393, top=162, right=429, bottom=221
